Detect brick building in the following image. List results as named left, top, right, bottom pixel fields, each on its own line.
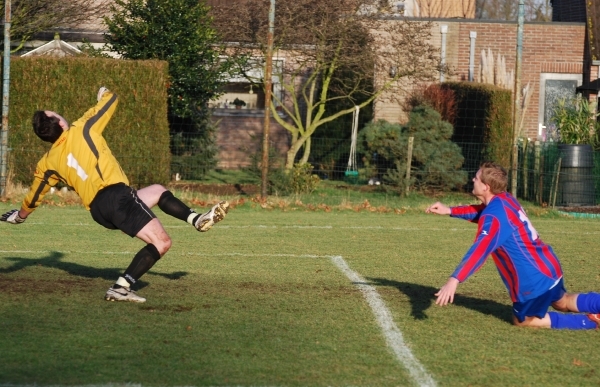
left=374, top=18, right=588, bottom=141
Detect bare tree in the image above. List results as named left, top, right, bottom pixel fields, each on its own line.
left=1, top=0, right=111, bottom=52
left=476, top=0, right=552, bottom=21
left=415, top=0, right=476, bottom=18
left=212, top=0, right=439, bottom=169
left=524, top=0, right=552, bottom=21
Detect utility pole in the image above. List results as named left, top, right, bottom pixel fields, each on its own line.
left=511, top=0, right=524, bottom=197
left=261, top=0, right=275, bottom=199
left=0, top=0, right=11, bottom=197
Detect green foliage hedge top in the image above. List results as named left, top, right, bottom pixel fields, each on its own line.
left=7, top=56, right=170, bottom=187
left=443, top=82, right=512, bottom=170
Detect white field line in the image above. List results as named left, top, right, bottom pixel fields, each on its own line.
left=15, top=222, right=600, bottom=235
left=330, top=255, right=436, bottom=387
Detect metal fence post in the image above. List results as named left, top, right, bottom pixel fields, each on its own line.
left=261, top=0, right=275, bottom=199
left=0, top=0, right=12, bottom=198
left=405, top=136, right=414, bottom=196
left=511, top=0, right=524, bottom=197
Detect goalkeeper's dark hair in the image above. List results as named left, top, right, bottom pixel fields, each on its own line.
left=32, top=111, right=63, bottom=143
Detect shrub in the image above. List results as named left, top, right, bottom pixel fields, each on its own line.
left=247, top=149, right=320, bottom=195
left=268, top=163, right=321, bottom=195
left=444, top=82, right=512, bottom=170
left=551, top=95, right=599, bottom=147
left=358, top=106, right=467, bottom=191
left=404, top=83, right=457, bottom=125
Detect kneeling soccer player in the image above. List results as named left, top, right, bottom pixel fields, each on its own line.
left=426, top=161, right=600, bottom=330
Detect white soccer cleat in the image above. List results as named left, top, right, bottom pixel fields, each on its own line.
left=104, top=286, right=146, bottom=303
left=194, top=201, right=229, bottom=232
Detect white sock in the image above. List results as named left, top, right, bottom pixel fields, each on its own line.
left=115, top=276, right=130, bottom=288
left=187, top=212, right=199, bottom=225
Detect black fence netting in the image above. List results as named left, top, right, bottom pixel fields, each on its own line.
left=5, top=135, right=600, bottom=208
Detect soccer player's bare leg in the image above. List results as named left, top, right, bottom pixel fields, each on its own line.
left=136, top=184, right=168, bottom=208
left=105, top=219, right=170, bottom=302
left=512, top=293, right=600, bottom=330
left=512, top=314, right=551, bottom=328
left=551, top=293, right=580, bottom=312
left=118, top=218, right=171, bottom=286
left=136, top=218, right=172, bottom=256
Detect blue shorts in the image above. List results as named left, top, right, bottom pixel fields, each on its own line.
left=512, top=278, right=566, bottom=322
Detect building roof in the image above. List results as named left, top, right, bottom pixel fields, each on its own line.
left=21, top=34, right=82, bottom=57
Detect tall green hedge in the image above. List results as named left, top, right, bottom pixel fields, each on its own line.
left=443, top=82, right=513, bottom=171
left=6, top=56, right=170, bottom=187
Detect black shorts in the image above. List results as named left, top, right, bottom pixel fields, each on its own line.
left=89, top=183, right=157, bottom=237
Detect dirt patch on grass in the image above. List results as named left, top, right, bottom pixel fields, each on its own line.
left=168, top=183, right=260, bottom=196
left=0, top=277, right=88, bottom=294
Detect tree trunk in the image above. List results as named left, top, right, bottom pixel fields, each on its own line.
left=285, top=136, right=308, bottom=169
left=300, top=137, right=311, bottom=165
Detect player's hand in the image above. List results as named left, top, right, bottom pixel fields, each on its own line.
left=97, top=86, right=109, bottom=101
left=0, top=209, right=26, bottom=224
left=426, top=202, right=451, bottom=215
left=435, top=277, right=459, bottom=306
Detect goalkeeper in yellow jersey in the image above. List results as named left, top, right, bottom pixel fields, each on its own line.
left=0, top=87, right=229, bottom=303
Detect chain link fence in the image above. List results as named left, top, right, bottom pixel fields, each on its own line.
left=5, top=134, right=600, bottom=207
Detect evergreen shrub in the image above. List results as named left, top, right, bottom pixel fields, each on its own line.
left=358, top=106, right=467, bottom=191
left=6, top=56, right=170, bottom=187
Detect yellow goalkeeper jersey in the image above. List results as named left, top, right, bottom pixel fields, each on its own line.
left=22, top=91, right=129, bottom=212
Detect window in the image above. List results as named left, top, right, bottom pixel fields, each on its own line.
left=538, top=73, right=582, bottom=140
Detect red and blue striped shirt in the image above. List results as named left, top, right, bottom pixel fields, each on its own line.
left=450, top=192, right=563, bottom=302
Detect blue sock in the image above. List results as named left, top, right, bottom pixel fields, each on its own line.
left=576, top=292, right=600, bottom=313
left=548, top=312, right=597, bottom=330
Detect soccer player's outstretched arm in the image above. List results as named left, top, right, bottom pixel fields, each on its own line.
left=70, top=88, right=119, bottom=135
left=426, top=202, right=451, bottom=215
left=435, top=277, right=459, bottom=306
left=435, top=214, right=506, bottom=306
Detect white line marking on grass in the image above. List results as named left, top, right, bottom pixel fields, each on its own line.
left=330, top=255, right=437, bottom=387
left=217, top=225, right=334, bottom=229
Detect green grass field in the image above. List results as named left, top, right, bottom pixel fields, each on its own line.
left=1, top=199, right=600, bottom=386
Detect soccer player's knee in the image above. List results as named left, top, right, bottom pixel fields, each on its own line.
left=512, top=316, right=526, bottom=327
left=512, top=316, right=534, bottom=327
left=551, top=301, right=568, bottom=312
left=154, top=235, right=172, bottom=255
left=551, top=294, right=572, bottom=312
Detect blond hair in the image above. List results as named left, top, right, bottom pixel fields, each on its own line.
left=479, top=162, right=507, bottom=194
